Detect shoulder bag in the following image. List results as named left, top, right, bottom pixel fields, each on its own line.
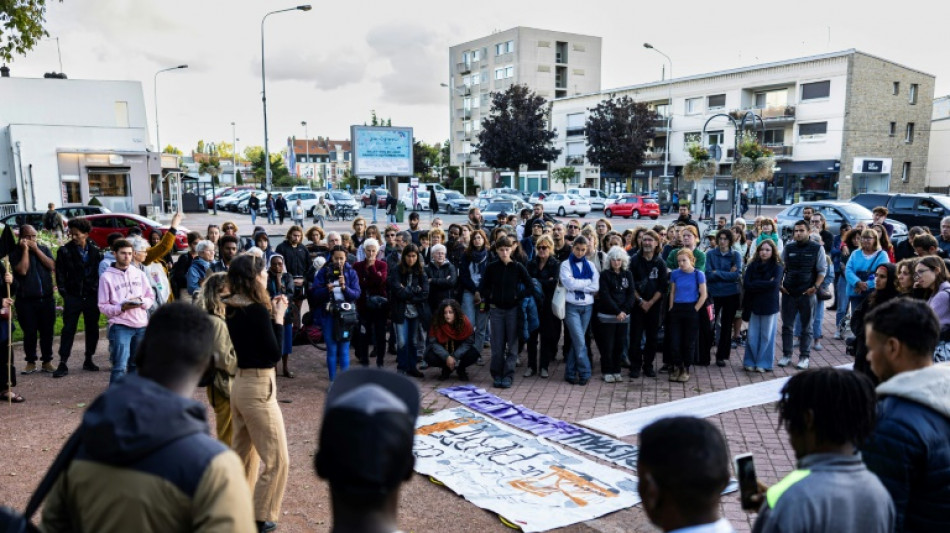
left=552, top=281, right=567, bottom=320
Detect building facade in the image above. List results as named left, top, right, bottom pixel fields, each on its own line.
left=0, top=76, right=158, bottom=214
left=549, top=49, right=934, bottom=205
left=286, top=137, right=351, bottom=188
left=926, top=95, right=950, bottom=189
left=448, top=27, right=602, bottom=192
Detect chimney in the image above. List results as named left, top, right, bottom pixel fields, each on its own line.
left=0, top=65, right=9, bottom=78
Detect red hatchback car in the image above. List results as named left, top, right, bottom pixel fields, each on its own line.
left=604, top=195, right=661, bottom=219
left=82, top=213, right=190, bottom=252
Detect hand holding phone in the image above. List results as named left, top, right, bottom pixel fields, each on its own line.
left=734, top=453, right=763, bottom=511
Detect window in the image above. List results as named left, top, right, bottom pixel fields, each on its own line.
left=909, top=84, right=918, bottom=104
left=462, top=51, right=470, bottom=64
left=893, top=81, right=900, bottom=95
left=902, top=162, right=912, bottom=183
left=494, top=68, right=504, bottom=80
left=495, top=40, right=514, bottom=55
left=566, top=142, right=585, bottom=165
left=686, top=97, right=702, bottom=114
left=799, top=122, right=828, bottom=140
left=684, top=131, right=701, bottom=144
left=472, top=49, right=481, bottom=62
left=655, top=103, right=670, bottom=118
left=471, top=72, right=480, bottom=85
left=759, top=129, right=786, bottom=145
left=755, top=89, right=789, bottom=109
left=905, top=123, right=915, bottom=143
left=505, top=66, right=514, bottom=78
left=706, top=130, right=724, bottom=146
left=801, top=80, right=831, bottom=101
left=462, top=75, right=471, bottom=87
left=889, top=122, right=896, bottom=136
left=566, top=113, right=585, bottom=137
left=892, top=196, right=916, bottom=210
left=114, top=101, right=129, bottom=128
left=62, top=177, right=81, bottom=204
left=707, top=94, right=726, bottom=110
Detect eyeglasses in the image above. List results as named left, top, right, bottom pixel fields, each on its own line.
left=914, top=268, right=932, bottom=278
left=537, top=245, right=550, bottom=250
left=568, top=225, right=579, bottom=229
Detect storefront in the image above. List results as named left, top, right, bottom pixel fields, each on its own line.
left=57, top=151, right=157, bottom=214
left=850, top=157, right=893, bottom=196
left=761, top=159, right=840, bottom=205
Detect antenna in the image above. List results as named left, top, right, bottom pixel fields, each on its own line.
left=55, top=37, right=63, bottom=73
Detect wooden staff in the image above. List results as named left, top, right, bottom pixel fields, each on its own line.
left=4, top=257, right=12, bottom=405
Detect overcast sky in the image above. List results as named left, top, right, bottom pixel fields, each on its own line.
left=9, top=0, right=949, bottom=155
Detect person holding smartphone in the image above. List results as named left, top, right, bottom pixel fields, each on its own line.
left=98, top=239, right=155, bottom=384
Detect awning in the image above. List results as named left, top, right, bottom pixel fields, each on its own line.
left=773, top=160, right=840, bottom=174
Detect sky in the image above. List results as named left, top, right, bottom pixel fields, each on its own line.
left=9, top=0, right=950, bottom=157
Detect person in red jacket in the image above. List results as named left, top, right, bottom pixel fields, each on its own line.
left=353, top=238, right=388, bottom=367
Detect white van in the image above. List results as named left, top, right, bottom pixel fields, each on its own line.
left=567, top=188, right=608, bottom=211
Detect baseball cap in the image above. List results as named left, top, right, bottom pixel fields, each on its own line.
left=315, top=368, right=420, bottom=495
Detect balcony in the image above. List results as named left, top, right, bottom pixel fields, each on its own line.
left=460, top=109, right=472, bottom=120
left=731, top=105, right=796, bottom=123
left=494, top=78, right=513, bottom=90
left=456, top=62, right=471, bottom=74
left=765, top=144, right=794, bottom=159
left=566, top=155, right=585, bottom=166
left=643, top=150, right=666, bottom=165
left=652, top=116, right=671, bottom=132
left=457, top=85, right=472, bottom=97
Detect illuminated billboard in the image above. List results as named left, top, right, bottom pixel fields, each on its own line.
left=350, top=125, right=414, bottom=176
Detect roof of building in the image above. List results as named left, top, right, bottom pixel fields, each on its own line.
left=555, top=49, right=935, bottom=103
left=289, top=138, right=351, bottom=154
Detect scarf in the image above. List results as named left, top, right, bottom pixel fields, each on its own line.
left=568, top=253, right=593, bottom=300
left=431, top=315, right=474, bottom=346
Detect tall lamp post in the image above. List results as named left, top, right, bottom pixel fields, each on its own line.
left=154, top=64, right=188, bottom=214
left=301, top=120, right=309, bottom=184
left=643, top=43, right=673, bottom=205
left=440, top=82, right=468, bottom=196
left=261, top=5, right=311, bottom=191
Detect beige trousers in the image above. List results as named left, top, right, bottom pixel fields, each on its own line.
left=231, top=368, right=289, bottom=522
left=207, top=386, right=233, bottom=446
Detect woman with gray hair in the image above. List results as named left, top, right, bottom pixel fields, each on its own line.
left=597, top=246, right=636, bottom=383
left=187, top=239, right=215, bottom=298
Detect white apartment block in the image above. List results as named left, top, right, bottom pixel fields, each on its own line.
left=550, top=49, right=933, bottom=204
left=926, top=96, right=950, bottom=189
left=448, top=27, right=601, bottom=191
left=0, top=74, right=159, bottom=215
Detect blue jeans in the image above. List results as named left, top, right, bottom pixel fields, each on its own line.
left=564, top=303, right=593, bottom=381
left=250, top=208, right=258, bottom=226
left=835, top=274, right=849, bottom=328
left=395, top=318, right=419, bottom=372
left=461, top=291, right=489, bottom=351
left=372, top=204, right=378, bottom=223
left=267, top=209, right=276, bottom=224
left=745, top=313, right=778, bottom=370
left=108, top=323, right=145, bottom=384
left=322, top=316, right=350, bottom=381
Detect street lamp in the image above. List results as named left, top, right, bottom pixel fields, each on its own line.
left=154, top=64, right=188, bottom=214
left=261, top=5, right=311, bottom=191
left=644, top=43, right=673, bottom=200
left=301, top=120, right=309, bottom=184
left=440, top=82, right=467, bottom=196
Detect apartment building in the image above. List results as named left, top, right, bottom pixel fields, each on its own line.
left=448, top=27, right=601, bottom=191
left=550, top=49, right=934, bottom=204
left=926, top=95, right=950, bottom=189
left=286, top=137, right=352, bottom=187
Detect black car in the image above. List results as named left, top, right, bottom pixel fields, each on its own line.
left=0, top=211, right=69, bottom=235
left=851, top=193, right=950, bottom=234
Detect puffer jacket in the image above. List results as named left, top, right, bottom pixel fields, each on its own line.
left=862, top=364, right=950, bottom=533
left=705, top=248, right=743, bottom=298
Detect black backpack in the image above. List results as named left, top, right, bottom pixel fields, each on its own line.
left=0, top=430, right=82, bottom=532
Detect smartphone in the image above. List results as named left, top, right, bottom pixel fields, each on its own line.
left=734, top=453, right=759, bottom=511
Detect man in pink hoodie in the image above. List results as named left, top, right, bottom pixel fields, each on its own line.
left=98, top=239, right=154, bottom=384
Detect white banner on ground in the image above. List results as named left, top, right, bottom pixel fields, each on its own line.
left=414, top=407, right=640, bottom=533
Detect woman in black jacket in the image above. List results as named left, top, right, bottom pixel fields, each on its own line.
left=597, top=246, right=636, bottom=383
left=388, top=244, right=428, bottom=377
left=849, top=262, right=898, bottom=384
left=224, top=254, right=289, bottom=532
left=526, top=235, right=560, bottom=378
left=424, top=244, right=458, bottom=324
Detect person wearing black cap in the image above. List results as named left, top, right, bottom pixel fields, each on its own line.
left=315, top=368, right=419, bottom=533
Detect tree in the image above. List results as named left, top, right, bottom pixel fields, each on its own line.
left=367, top=110, right=392, bottom=127
left=413, top=140, right=440, bottom=178
left=475, top=84, right=560, bottom=189
left=247, top=146, right=288, bottom=187
left=198, top=155, right=222, bottom=186
left=584, top=95, right=656, bottom=181
left=551, top=167, right=577, bottom=191
left=162, top=145, right=183, bottom=155
left=195, top=139, right=205, bottom=154
left=235, top=169, right=243, bottom=185
left=0, top=0, right=61, bottom=63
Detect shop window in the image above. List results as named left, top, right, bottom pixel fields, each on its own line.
left=62, top=181, right=81, bottom=204
left=88, top=171, right=132, bottom=213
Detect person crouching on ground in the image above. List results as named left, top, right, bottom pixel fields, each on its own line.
left=313, top=246, right=361, bottom=383
left=98, top=239, right=154, bottom=384
left=424, top=299, right=478, bottom=381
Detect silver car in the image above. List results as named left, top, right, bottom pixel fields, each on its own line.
left=776, top=201, right=907, bottom=243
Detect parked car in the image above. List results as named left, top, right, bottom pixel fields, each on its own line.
left=478, top=187, right=525, bottom=200
left=0, top=211, right=68, bottom=236
left=439, top=190, right=472, bottom=214
left=56, top=205, right=111, bottom=218
left=320, top=190, right=361, bottom=214
left=850, top=192, right=950, bottom=235
left=604, top=193, right=631, bottom=208
left=206, top=185, right=257, bottom=208
left=541, top=193, right=591, bottom=217
left=283, top=190, right=320, bottom=216
left=359, top=187, right=389, bottom=207
left=604, top=196, right=661, bottom=219
left=219, top=190, right=253, bottom=211
left=527, top=190, right=557, bottom=204
left=776, top=201, right=907, bottom=243
left=481, top=201, right=521, bottom=223
left=567, top=188, right=609, bottom=211
left=237, top=191, right=270, bottom=215
left=399, top=189, right=431, bottom=211
left=82, top=213, right=189, bottom=251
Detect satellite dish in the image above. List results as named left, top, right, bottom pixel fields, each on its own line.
left=709, top=145, right=722, bottom=162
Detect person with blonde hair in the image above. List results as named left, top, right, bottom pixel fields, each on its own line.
left=668, top=248, right=707, bottom=383
left=195, top=272, right=237, bottom=444
left=598, top=246, right=635, bottom=383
